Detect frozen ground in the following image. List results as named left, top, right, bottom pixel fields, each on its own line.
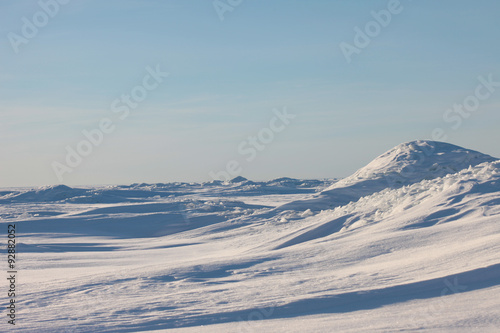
left=2, top=140, right=500, bottom=332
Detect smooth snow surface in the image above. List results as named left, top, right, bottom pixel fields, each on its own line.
left=2, top=140, right=500, bottom=332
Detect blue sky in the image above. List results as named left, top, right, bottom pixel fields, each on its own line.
left=1, top=0, right=499, bottom=187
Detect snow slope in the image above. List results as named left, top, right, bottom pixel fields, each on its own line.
left=278, top=140, right=498, bottom=211
left=1, top=140, right=500, bottom=332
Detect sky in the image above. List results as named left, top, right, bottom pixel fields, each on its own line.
left=1, top=0, right=499, bottom=187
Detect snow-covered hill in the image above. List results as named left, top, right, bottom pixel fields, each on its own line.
left=1, top=141, right=499, bottom=332
left=333, top=140, right=496, bottom=187
left=279, top=140, right=498, bottom=211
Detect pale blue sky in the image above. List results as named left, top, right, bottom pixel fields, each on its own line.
left=1, top=0, right=499, bottom=187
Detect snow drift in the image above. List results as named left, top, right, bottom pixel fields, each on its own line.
left=2, top=140, right=499, bottom=332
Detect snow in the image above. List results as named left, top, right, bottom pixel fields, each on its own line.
left=2, top=140, right=500, bottom=332
left=278, top=140, right=498, bottom=211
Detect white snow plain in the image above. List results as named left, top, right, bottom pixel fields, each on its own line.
left=1, top=140, right=500, bottom=332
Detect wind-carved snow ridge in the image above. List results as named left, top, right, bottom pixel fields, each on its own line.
left=324, top=160, right=499, bottom=233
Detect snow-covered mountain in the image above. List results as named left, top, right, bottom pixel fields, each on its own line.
left=2, top=141, right=499, bottom=332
